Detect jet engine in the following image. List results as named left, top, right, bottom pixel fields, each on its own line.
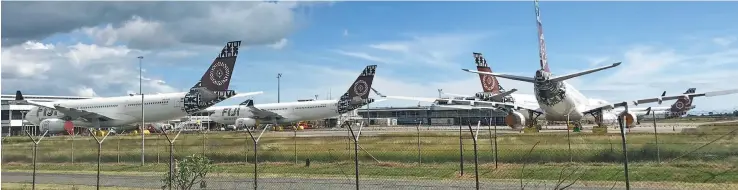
left=620, top=111, right=637, bottom=128
left=39, top=118, right=72, bottom=134
left=504, top=111, right=526, bottom=129
left=235, top=118, right=258, bottom=128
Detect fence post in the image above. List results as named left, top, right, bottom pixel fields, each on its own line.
left=566, top=114, right=572, bottom=162
left=245, top=124, right=272, bottom=190
left=25, top=130, right=49, bottom=190
left=202, top=130, right=207, bottom=156
left=347, top=121, right=365, bottom=190
left=459, top=117, right=464, bottom=176
left=650, top=109, right=661, bottom=163
left=117, top=137, right=120, bottom=163
left=71, top=131, right=75, bottom=163
left=618, top=103, right=632, bottom=190
left=161, top=129, right=183, bottom=190
left=467, top=121, right=482, bottom=190
left=292, top=126, right=297, bottom=165
left=88, top=129, right=112, bottom=190
left=416, top=121, right=422, bottom=164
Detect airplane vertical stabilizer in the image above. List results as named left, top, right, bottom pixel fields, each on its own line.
left=182, top=41, right=242, bottom=114
left=473, top=52, right=502, bottom=94
left=534, top=0, right=550, bottom=72
left=337, top=65, right=378, bottom=114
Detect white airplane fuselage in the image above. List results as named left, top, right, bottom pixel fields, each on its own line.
left=209, top=100, right=343, bottom=125
left=533, top=80, right=669, bottom=124
left=25, top=92, right=192, bottom=128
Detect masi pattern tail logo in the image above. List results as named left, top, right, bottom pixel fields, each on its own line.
left=181, top=41, right=241, bottom=115
left=337, top=65, right=377, bottom=114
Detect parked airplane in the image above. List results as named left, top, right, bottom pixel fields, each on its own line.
left=14, top=41, right=263, bottom=135
left=207, top=65, right=382, bottom=128
left=385, top=52, right=695, bottom=128
left=461, top=0, right=738, bottom=129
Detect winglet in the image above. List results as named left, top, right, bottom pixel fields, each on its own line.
left=239, top=99, right=255, bottom=107
left=15, top=90, right=24, bottom=101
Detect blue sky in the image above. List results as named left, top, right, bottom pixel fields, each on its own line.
left=3, top=1, right=738, bottom=112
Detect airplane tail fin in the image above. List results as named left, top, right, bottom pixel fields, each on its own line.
left=534, top=0, right=550, bottom=72
left=337, top=65, right=377, bottom=114
left=670, top=88, right=696, bottom=112
left=664, top=88, right=697, bottom=119
left=191, top=41, right=242, bottom=92
left=180, top=41, right=241, bottom=115
left=473, top=52, right=502, bottom=93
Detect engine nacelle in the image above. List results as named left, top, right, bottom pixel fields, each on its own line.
left=620, top=111, right=638, bottom=128
left=235, top=118, right=258, bottom=128
left=504, top=111, right=526, bottom=129
left=39, top=118, right=73, bottom=134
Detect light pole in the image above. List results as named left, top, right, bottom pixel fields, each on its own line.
left=138, top=55, right=145, bottom=166
left=277, top=73, right=282, bottom=103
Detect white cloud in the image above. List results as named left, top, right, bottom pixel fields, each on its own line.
left=333, top=50, right=395, bottom=64
left=1, top=41, right=178, bottom=96
left=335, top=32, right=490, bottom=69
left=267, top=38, right=289, bottom=49
left=5, top=2, right=324, bottom=50
left=343, top=29, right=349, bottom=37
left=712, top=36, right=736, bottom=47
left=70, top=86, right=98, bottom=97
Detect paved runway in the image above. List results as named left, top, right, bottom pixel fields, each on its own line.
left=1, top=172, right=660, bottom=190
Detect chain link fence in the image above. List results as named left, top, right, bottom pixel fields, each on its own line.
left=2, top=118, right=738, bottom=189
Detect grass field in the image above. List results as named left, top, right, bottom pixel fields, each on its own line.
left=2, top=123, right=737, bottom=184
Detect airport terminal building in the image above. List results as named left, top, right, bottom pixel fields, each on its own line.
left=357, top=105, right=508, bottom=126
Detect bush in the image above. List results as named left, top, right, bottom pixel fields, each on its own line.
left=162, top=154, right=213, bottom=190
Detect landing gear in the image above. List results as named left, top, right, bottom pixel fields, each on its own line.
left=587, top=109, right=608, bottom=134
left=525, top=110, right=543, bottom=130
left=523, top=110, right=543, bottom=133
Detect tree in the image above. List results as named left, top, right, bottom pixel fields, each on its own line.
left=162, top=154, right=213, bottom=190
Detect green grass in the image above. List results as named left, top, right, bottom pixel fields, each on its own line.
left=3, top=125, right=738, bottom=184
left=4, top=126, right=737, bottom=164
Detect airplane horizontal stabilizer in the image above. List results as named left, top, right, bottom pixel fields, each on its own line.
left=548, top=62, right=621, bottom=82
left=486, top=89, right=518, bottom=100
left=232, top=91, right=264, bottom=98
left=461, top=69, right=537, bottom=83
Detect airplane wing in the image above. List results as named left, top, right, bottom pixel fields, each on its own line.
left=244, top=106, right=283, bottom=120
left=53, top=105, right=126, bottom=122
left=584, top=89, right=738, bottom=114
left=443, top=92, right=471, bottom=98
left=12, top=99, right=56, bottom=109
left=12, top=91, right=122, bottom=122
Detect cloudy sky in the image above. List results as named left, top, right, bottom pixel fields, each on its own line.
left=2, top=1, right=738, bottom=112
